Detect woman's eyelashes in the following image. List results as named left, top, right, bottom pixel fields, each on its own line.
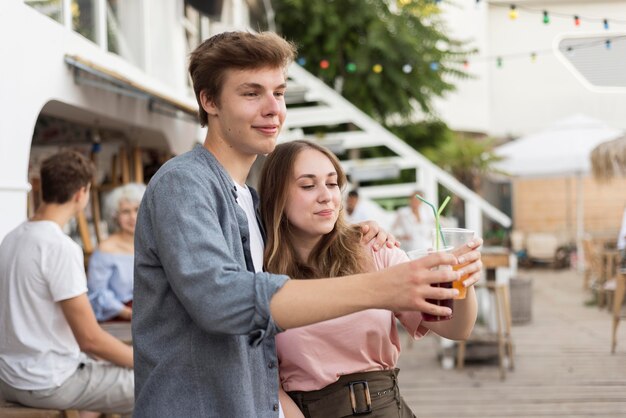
left=299, top=182, right=339, bottom=190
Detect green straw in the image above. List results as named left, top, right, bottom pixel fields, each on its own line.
left=416, top=195, right=450, bottom=250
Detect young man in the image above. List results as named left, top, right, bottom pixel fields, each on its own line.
left=0, top=151, right=134, bottom=415
left=133, top=31, right=482, bottom=417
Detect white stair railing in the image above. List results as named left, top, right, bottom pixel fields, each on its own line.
left=282, top=63, right=511, bottom=231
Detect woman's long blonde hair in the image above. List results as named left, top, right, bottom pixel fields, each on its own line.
left=259, top=140, right=370, bottom=279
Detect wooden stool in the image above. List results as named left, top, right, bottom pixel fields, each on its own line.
left=611, top=270, right=626, bottom=354
left=456, top=281, right=514, bottom=380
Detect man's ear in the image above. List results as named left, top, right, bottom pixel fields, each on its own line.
left=200, top=90, right=218, bottom=116
left=74, top=185, right=90, bottom=202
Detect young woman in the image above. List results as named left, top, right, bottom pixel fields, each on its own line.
left=87, top=183, right=145, bottom=321
left=259, top=140, right=481, bottom=418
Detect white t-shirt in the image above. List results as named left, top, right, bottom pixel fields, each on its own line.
left=346, top=198, right=392, bottom=228
left=234, top=182, right=264, bottom=273
left=392, top=205, right=435, bottom=252
left=0, top=221, right=87, bottom=390
left=234, top=183, right=286, bottom=417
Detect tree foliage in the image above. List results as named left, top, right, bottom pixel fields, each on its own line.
left=388, top=119, right=453, bottom=151
left=422, top=134, right=504, bottom=192
left=273, top=0, right=472, bottom=121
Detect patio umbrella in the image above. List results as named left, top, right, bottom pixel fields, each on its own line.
left=494, top=114, right=624, bottom=270
left=494, top=114, right=622, bottom=177
left=590, top=135, right=626, bottom=181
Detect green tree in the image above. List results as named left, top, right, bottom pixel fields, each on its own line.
left=388, top=119, right=453, bottom=151
left=273, top=0, right=472, bottom=121
left=422, top=133, right=504, bottom=192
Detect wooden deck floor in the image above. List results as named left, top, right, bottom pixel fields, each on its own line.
left=397, top=269, right=626, bottom=418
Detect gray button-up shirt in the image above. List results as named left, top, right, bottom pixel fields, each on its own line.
left=133, top=145, right=289, bottom=417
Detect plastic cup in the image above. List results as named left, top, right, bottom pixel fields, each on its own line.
left=433, top=228, right=476, bottom=300
left=407, top=246, right=454, bottom=322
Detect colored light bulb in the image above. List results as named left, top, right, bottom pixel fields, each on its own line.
left=429, top=62, right=439, bottom=71
left=346, top=62, right=357, bottom=73
left=402, top=64, right=413, bottom=74
left=372, top=64, right=383, bottom=73
left=496, top=57, right=503, bottom=68
left=297, top=57, right=306, bottom=66
left=574, top=15, right=580, bottom=26
left=543, top=11, right=549, bottom=24
left=509, top=5, right=518, bottom=20
left=605, top=40, right=612, bottom=50
left=320, top=59, right=330, bottom=69
left=530, top=53, right=537, bottom=63
left=604, top=19, right=609, bottom=30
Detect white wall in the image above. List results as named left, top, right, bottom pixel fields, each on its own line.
left=145, top=1, right=189, bottom=92
left=0, top=0, right=199, bottom=241
left=436, top=0, right=626, bottom=137
left=435, top=0, right=491, bottom=133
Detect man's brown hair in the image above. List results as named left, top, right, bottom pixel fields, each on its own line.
left=188, top=31, right=297, bottom=126
left=40, top=150, right=94, bottom=204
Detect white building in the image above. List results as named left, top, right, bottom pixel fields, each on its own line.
left=436, top=0, right=626, bottom=137
left=430, top=0, right=626, bottom=262
left=0, top=0, right=253, bottom=241
left=0, top=0, right=511, bottom=245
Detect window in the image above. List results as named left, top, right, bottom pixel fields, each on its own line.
left=25, top=0, right=63, bottom=24
left=72, top=0, right=97, bottom=42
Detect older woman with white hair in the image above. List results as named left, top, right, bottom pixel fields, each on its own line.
left=87, top=183, right=146, bottom=321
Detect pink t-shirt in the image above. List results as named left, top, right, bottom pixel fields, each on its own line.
left=276, top=245, right=429, bottom=392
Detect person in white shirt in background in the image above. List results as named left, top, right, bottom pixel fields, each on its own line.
left=345, top=189, right=394, bottom=230
left=392, top=191, right=436, bottom=252
left=0, top=150, right=133, bottom=416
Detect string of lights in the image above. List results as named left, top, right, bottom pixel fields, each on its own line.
left=296, top=2, right=626, bottom=72
left=479, top=1, right=626, bottom=29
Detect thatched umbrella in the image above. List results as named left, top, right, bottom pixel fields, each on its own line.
left=591, top=135, right=626, bottom=181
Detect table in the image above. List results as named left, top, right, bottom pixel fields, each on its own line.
left=100, top=322, right=132, bottom=344
left=482, top=251, right=511, bottom=276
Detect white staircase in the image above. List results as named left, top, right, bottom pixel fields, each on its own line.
left=281, top=63, right=511, bottom=233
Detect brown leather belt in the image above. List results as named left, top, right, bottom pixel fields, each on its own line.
left=287, top=369, right=400, bottom=417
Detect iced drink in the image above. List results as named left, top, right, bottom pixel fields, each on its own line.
left=435, top=228, right=476, bottom=300
left=407, top=247, right=454, bottom=322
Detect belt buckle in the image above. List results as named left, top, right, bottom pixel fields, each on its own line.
left=348, top=380, right=372, bottom=415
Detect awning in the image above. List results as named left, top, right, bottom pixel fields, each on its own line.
left=64, top=54, right=198, bottom=122
left=186, top=0, right=224, bottom=18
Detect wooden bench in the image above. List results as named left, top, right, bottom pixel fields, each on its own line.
left=2, top=388, right=123, bottom=417
left=0, top=399, right=79, bottom=418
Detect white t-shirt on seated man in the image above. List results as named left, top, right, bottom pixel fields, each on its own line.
left=0, top=221, right=86, bottom=389
left=0, top=151, right=133, bottom=415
